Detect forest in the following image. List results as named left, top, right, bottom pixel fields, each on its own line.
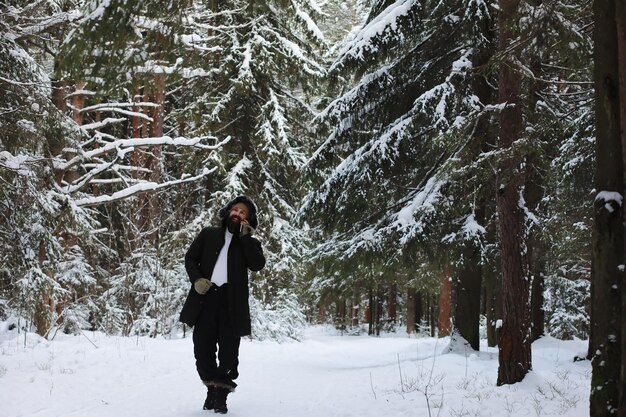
left=0, top=0, right=625, bottom=415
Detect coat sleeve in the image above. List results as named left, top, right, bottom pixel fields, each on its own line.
left=240, top=235, right=266, bottom=272
left=185, top=228, right=206, bottom=283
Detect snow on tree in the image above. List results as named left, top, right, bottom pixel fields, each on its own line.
left=154, top=0, right=326, bottom=339
left=302, top=0, right=496, bottom=334
left=0, top=1, right=229, bottom=337
left=0, top=3, right=103, bottom=336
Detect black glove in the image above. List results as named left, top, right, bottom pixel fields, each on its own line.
left=194, top=278, right=212, bottom=295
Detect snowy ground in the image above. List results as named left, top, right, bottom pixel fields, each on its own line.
left=0, top=325, right=590, bottom=417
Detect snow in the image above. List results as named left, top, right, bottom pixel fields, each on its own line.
left=462, top=213, right=486, bottom=237
left=333, top=0, right=417, bottom=67
left=0, top=150, right=39, bottom=176
left=595, top=191, right=623, bottom=212
left=73, top=168, right=215, bottom=207
left=294, top=4, right=325, bottom=41
left=0, top=326, right=590, bottom=417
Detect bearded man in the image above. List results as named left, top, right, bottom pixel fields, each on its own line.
left=182, top=196, right=265, bottom=414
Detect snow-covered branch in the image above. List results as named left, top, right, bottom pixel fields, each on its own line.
left=13, top=11, right=82, bottom=41
left=74, top=168, right=217, bottom=207
left=58, top=135, right=230, bottom=171
left=0, top=151, right=43, bottom=176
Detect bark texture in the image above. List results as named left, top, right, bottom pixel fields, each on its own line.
left=496, top=0, right=532, bottom=386
left=438, top=262, right=453, bottom=337
left=590, top=0, right=623, bottom=415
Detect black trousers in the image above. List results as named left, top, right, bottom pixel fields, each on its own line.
left=193, top=284, right=241, bottom=386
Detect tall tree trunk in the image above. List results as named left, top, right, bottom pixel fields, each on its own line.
left=45, top=79, right=87, bottom=336
left=336, top=298, right=346, bottom=329
left=407, top=287, right=416, bottom=334
left=455, top=243, right=482, bottom=350
left=496, top=0, right=531, bottom=386
left=375, top=286, right=382, bottom=336
left=130, top=84, right=146, bottom=249
left=33, top=241, right=53, bottom=337
left=484, top=198, right=501, bottom=347
left=438, top=261, right=453, bottom=337
left=529, top=270, right=545, bottom=341
left=429, top=294, right=436, bottom=337
left=387, top=281, right=397, bottom=327
left=590, top=0, right=623, bottom=415
left=317, top=304, right=326, bottom=323
left=617, top=1, right=626, bottom=414
left=416, top=291, right=423, bottom=332
left=527, top=137, right=546, bottom=344
left=526, top=11, right=547, bottom=342
left=130, top=75, right=165, bottom=247
left=145, top=74, right=165, bottom=245
left=484, top=275, right=502, bottom=348
left=350, top=288, right=360, bottom=327
left=367, top=285, right=374, bottom=335
left=454, top=9, right=494, bottom=350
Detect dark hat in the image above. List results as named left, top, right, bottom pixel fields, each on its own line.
left=218, top=196, right=259, bottom=228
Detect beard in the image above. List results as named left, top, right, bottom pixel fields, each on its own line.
left=226, top=216, right=241, bottom=233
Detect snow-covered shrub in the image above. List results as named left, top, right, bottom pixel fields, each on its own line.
left=249, top=289, right=306, bottom=342
left=100, top=250, right=187, bottom=337
left=544, top=274, right=589, bottom=340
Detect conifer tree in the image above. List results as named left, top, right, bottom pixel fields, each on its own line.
left=158, top=0, right=326, bottom=337
left=0, top=1, right=104, bottom=335
left=303, top=0, right=496, bottom=335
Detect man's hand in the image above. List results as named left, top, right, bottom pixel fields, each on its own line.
left=240, top=221, right=255, bottom=237
left=194, top=278, right=213, bottom=295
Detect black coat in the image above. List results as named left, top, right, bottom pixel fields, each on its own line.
left=180, top=226, right=265, bottom=336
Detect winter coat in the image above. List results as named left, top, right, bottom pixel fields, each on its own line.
left=180, top=226, right=265, bottom=336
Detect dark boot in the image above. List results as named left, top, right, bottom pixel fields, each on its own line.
left=203, top=386, right=215, bottom=410
left=213, top=387, right=229, bottom=414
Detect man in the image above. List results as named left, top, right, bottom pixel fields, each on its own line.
left=183, top=196, right=265, bottom=414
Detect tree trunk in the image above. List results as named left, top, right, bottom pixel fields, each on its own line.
left=455, top=244, right=482, bottom=350
left=336, top=298, right=346, bottom=329
left=590, top=0, right=623, bottom=415
left=527, top=167, right=546, bottom=343
left=617, top=1, right=626, bottom=414
left=483, top=196, right=501, bottom=347
left=529, top=272, right=545, bottom=341
left=453, top=9, right=494, bottom=350
left=527, top=150, right=546, bottom=344
left=407, top=287, right=416, bottom=334
left=416, top=291, right=423, bottom=331
left=130, top=74, right=165, bottom=247
left=496, top=0, right=531, bottom=386
left=350, top=288, right=360, bottom=327
left=146, top=74, right=165, bottom=245
left=367, top=285, right=374, bottom=335
left=375, top=286, right=382, bottom=336
left=33, top=241, right=51, bottom=337
left=427, top=295, right=432, bottom=336
left=438, top=261, right=453, bottom=337
left=484, top=276, right=501, bottom=348
left=526, top=15, right=547, bottom=342
left=387, top=281, right=397, bottom=327
left=317, top=304, right=326, bottom=323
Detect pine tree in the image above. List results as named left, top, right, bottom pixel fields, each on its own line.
left=0, top=1, right=104, bottom=335
left=155, top=0, right=326, bottom=337
left=303, top=0, right=497, bottom=334
left=1, top=0, right=229, bottom=336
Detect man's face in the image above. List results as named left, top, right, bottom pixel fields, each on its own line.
left=228, top=202, right=250, bottom=224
